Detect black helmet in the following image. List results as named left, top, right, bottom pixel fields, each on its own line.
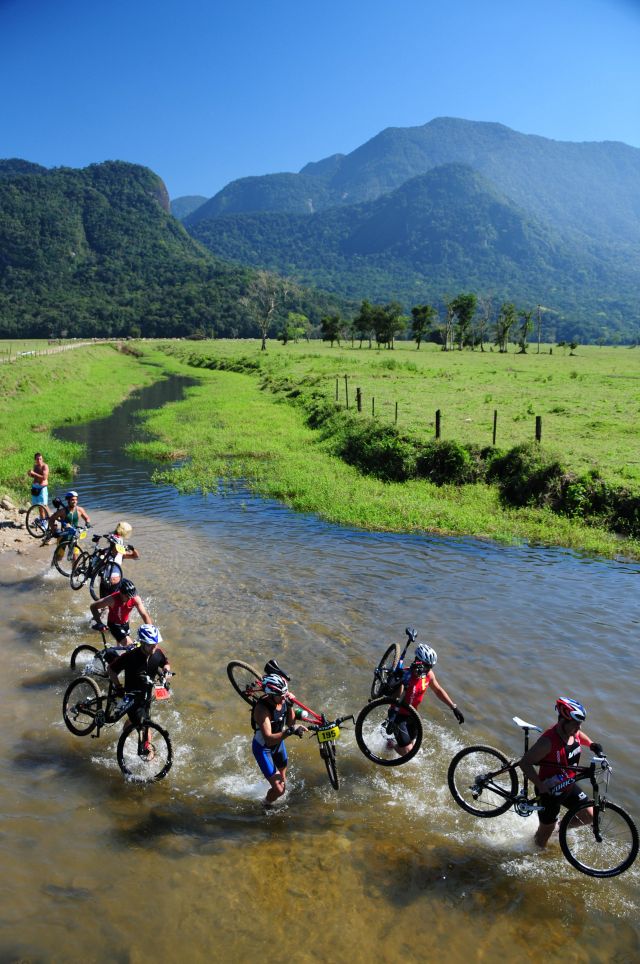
left=118, top=578, right=136, bottom=598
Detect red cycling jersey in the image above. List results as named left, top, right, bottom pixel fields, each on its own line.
left=397, top=672, right=430, bottom=716
left=538, top=724, right=590, bottom=794
left=106, top=593, right=136, bottom=624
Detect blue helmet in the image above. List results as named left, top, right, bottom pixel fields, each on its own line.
left=65, top=490, right=79, bottom=500
left=138, top=624, right=162, bottom=646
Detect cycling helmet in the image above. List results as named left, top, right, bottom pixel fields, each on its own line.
left=555, top=697, right=586, bottom=722
left=138, top=624, right=162, bottom=646
left=114, top=521, right=132, bottom=538
left=262, top=674, right=288, bottom=697
left=118, top=578, right=137, bottom=598
left=414, top=643, right=437, bottom=668
left=65, top=490, right=79, bottom=500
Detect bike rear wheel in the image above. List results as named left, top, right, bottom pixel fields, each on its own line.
left=89, top=561, right=123, bottom=601
left=117, top=721, right=173, bottom=782
left=62, top=676, right=103, bottom=736
left=320, top=741, right=339, bottom=790
left=25, top=503, right=50, bottom=538
left=355, top=697, right=422, bottom=766
left=53, top=542, right=77, bottom=577
left=227, top=660, right=263, bottom=705
left=70, top=550, right=91, bottom=590
left=370, top=643, right=400, bottom=700
left=447, top=745, right=518, bottom=817
left=559, top=800, right=639, bottom=877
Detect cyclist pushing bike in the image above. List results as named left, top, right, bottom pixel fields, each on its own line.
left=386, top=644, right=464, bottom=757
left=106, top=624, right=171, bottom=733
left=518, top=697, right=602, bottom=849
left=252, top=673, right=308, bottom=807
left=45, top=490, right=91, bottom=560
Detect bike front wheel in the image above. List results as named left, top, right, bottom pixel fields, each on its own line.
left=25, top=503, right=50, bottom=538
left=62, top=676, right=103, bottom=736
left=53, top=542, right=77, bottom=577
left=320, top=741, right=339, bottom=790
left=559, top=800, right=639, bottom=878
left=227, top=660, right=263, bottom=705
left=89, top=561, right=122, bottom=601
left=355, top=697, right=422, bottom=767
left=447, top=745, right=518, bottom=817
left=117, top=721, right=173, bottom=782
left=370, top=643, right=400, bottom=700
left=70, top=551, right=91, bottom=590
left=69, top=644, right=103, bottom=673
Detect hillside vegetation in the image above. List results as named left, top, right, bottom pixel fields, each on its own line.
left=0, top=161, right=340, bottom=339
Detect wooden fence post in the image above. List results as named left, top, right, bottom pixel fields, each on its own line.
left=395, top=401, right=398, bottom=424
left=372, top=397, right=375, bottom=416
left=344, top=374, right=349, bottom=409
left=435, top=409, right=441, bottom=439
left=535, top=415, right=542, bottom=443
left=492, top=409, right=498, bottom=446
left=335, top=377, right=338, bottom=402
left=356, top=387, right=362, bottom=412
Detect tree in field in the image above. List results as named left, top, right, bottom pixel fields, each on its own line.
left=373, top=302, right=405, bottom=349
left=495, top=302, right=517, bottom=352
left=476, top=293, right=493, bottom=352
left=448, top=293, right=477, bottom=350
left=241, top=270, right=289, bottom=350
left=353, top=300, right=375, bottom=347
left=411, top=303, right=437, bottom=349
left=320, top=314, right=342, bottom=347
left=517, top=308, right=534, bottom=353
left=442, top=299, right=457, bottom=351
left=280, top=311, right=308, bottom=345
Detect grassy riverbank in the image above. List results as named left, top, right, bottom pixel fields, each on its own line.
left=129, top=341, right=640, bottom=559
left=0, top=343, right=164, bottom=504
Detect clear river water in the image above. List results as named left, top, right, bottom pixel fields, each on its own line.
left=0, top=374, right=638, bottom=963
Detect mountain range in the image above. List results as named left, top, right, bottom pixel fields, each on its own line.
left=0, top=161, right=336, bottom=338
left=178, top=117, right=640, bottom=342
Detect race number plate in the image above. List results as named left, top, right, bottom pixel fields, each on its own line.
left=317, top=725, right=340, bottom=743
left=154, top=686, right=171, bottom=701
left=79, top=530, right=87, bottom=540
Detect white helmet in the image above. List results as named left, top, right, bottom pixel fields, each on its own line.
left=414, top=643, right=437, bottom=668
left=262, top=674, right=288, bottom=697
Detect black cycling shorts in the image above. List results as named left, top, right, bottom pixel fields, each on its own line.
left=538, top=783, right=589, bottom=825
left=394, top=712, right=420, bottom=748
left=107, top=621, right=130, bottom=643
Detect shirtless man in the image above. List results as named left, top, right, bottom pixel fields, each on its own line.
left=28, top=453, right=49, bottom=525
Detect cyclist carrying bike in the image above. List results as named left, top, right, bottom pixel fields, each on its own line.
left=387, top=644, right=464, bottom=757
left=96, top=521, right=140, bottom=597
left=45, top=490, right=91, bottom=559
left=90, top=578, right=152, bottom=647
left=252, top=673, right=307, bottom=806
left=106, top=624, right=171, bottom=734
left=518, top=697, right=603, bottom=849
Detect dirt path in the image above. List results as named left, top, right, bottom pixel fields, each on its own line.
left=0, top=503, right=34, bottom=554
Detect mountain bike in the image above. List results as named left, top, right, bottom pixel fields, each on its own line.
left=355, top=627, right=423, bottom=767
left=227, top=658, right=354, bottom=790
left=62, top=668, right=173, bottom=782
left=447, top=716, right=638, bottom=878
left=48, top=523, right=89, bottom=577
left=70, top=533, right=124, bottom=598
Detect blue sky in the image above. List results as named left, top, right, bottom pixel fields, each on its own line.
left=1, top=0, right=639, bottom=199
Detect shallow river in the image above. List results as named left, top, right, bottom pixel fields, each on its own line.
left=1, top=375, right=638, bottom=963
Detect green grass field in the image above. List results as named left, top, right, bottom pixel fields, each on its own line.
left=157, top=339, right=640, bottom=489
left=128, top=340, right=640, bottom=560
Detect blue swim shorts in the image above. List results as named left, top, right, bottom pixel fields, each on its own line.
left=252, top=738, right=287, bottom=780
left=31, top=485, right=48, bottom=506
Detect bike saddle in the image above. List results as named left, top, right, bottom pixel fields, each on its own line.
left=512, top=716, right=542, bottom=733
left=263, top=658, right=291, bottom=681
left=405, top=627, right=418, bottom=642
